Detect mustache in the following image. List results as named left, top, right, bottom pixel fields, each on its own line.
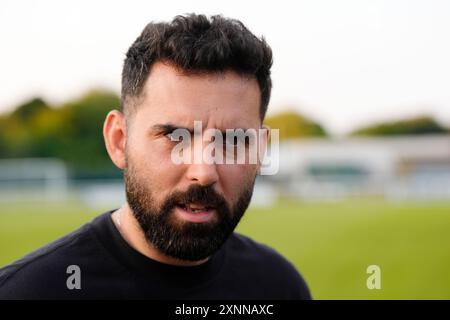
left=164, top=184, right=228, bottom=210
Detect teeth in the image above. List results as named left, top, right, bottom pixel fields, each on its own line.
left=189, top=206, right=206, bottom=212
left=181, top=204, right=210, bottom=213
left=178, top=203, right=214, bottom=213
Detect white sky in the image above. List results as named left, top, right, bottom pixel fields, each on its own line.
left=1, top=0, right=449, bottom=135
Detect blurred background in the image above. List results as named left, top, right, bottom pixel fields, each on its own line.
left=1, top=0, right=449, bottom=299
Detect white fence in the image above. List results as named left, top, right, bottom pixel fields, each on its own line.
left=1, top=155, right=450, bottom=207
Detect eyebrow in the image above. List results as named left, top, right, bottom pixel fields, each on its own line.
left=149, top=123, right=255, bottom=135
left=150, top=123, right=194, bottom=134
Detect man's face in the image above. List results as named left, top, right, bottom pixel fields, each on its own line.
left=123, top=62, right=263, bottom=261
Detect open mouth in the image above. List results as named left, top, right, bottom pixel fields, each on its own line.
left=178, top=203, right=215, bottom=213
left=175, top=202, right=217, bottom=223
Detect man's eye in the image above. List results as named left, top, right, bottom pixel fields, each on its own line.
left=165, top=132, right=180, bottom=141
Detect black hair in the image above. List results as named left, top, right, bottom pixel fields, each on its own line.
left=121, top=13, right=273, bottom=120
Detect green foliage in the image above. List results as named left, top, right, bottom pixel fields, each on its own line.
left=264, top=110, right=327, bottom=140
left=10, top=97, right=50, bottom=123
left=351, top=115, right=448, bottom=136
left=56, top=90, right=121, bottom=173
left=0, top=90, right=121, bottom=178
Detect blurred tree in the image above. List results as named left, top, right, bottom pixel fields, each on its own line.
left=0, top=116, right=9, bottom=157
left=0, top=90, right=121, bottom=178
left=10, top=97, right=50, bottom=123
left=0, top=97, right=50, bottom=157
left=264, top=110, right=327, bottom=140
left=56, top=90, right=121, bottom=176
left=351, top=115, right=448, bottom=136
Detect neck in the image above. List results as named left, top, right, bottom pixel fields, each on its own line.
left=111, top=204, right=209, bottom=267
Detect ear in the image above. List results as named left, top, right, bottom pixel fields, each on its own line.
left=103, top=110, right=127, bottom=169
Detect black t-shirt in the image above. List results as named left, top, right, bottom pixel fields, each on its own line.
left=0, top=211, right=311, bottom=299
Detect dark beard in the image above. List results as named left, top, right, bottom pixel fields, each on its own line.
left=124, top=164, right=255, bottom=261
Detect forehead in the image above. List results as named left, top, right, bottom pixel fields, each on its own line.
left=132, top=62, right=261, bottom=129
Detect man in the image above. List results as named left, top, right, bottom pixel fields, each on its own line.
left=0, top=14, right=311, bottom=299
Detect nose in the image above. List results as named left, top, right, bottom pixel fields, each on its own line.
left=185, top=162, right=219, bottom=186
left=183, top=129, right=220, bottom=186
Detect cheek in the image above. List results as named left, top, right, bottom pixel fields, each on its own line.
left=128, top=139, right=185, bottom=191
left=130, top=131, right=177, bottom=167
left=218, top=164, right=257, bottom=201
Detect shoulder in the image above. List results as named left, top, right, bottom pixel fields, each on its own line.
left=225, top=233, right=312, bottom=299
left=0, top=217, right=102, bottom=299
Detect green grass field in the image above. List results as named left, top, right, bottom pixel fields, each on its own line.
left=1, top=199, right=449, bottom=299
